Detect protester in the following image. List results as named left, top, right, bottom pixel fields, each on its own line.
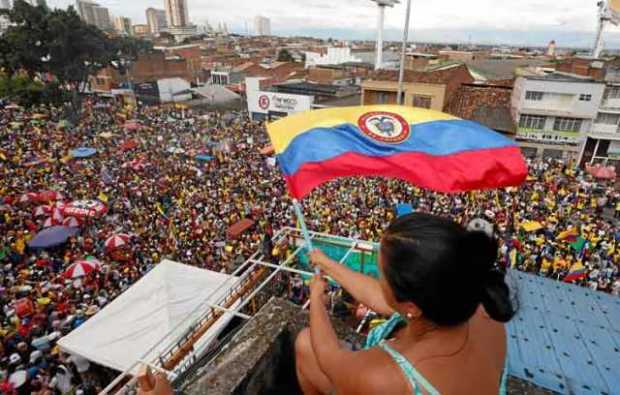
left=0, top=98, right=618, bottom=393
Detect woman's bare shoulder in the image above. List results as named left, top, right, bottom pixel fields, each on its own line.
left=333, top=347, right=408, bottom=394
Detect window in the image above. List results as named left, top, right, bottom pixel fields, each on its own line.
left=376, top=92, right=391, bottom=104
left=553, top=117, right=582, bottom=132
left=525, top=91, right=544, bottom=101
left=412, top=95, right=432, bottom=109
left=579, top=94, right=592, bottom=102
left=519, top=114, right=546, bottom=130
left=604, top=86, right=620, bottom=99
left=595, top=113, right=620, bottom=125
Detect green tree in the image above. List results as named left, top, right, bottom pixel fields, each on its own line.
left=277, top=48, right=294, bottom=62
left=0, top=0, right=152, bottom=114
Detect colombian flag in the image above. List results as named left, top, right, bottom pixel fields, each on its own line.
left=267, top=105, right=527, bottom=199
left=564, top=261, right=587, bottom=283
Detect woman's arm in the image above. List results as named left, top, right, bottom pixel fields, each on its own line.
left=310, top=249, right=394, bottom=316
left=308, top=276, right=383, bottom=393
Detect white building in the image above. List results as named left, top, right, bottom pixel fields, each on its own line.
left=511, top=69, right=605, bottom=159
left=254, top=15, right=271, bottom=36
left=146, top=8, right=167, bottom=36
left=304, top=47, right=363, bottom=68
left=581, top=63, right=620, bottom=170
left=0, top=0, right=10, bottom=35
left=113, top=16, right=132, bottom=36
left=164, top=0, right=189, bottom=27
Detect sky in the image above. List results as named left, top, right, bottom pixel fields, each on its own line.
left=44, top=0, right=620, bottom=48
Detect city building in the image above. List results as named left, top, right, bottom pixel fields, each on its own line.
left=254, top=16, right=271, bottom=36
left=580, top=60, right=620, bottom=171
left=114, top=16, right=132, bottom=36
left=0, top=0, right=10, bottom=35
left=511, top=69, right=605, bottom=159
left=360, top=64, right=474, bottom=111
left=304, top=47, right=362, bottom=68
left=25, top=0, right=47, bottom=6
left=164, top=0, right=197, bottom=42
left=76, top=0, right=111, bottom=31
left=445, top=82, right=516, bottom=136
left=132, top=24, right=150, bottom=38
left=146, top=7, right=167, bottom=36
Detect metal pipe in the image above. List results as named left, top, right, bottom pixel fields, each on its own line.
left=397, top=0, right=412, bottom=105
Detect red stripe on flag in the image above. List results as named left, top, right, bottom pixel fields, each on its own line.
left=283, top=146, right=527, bottom=199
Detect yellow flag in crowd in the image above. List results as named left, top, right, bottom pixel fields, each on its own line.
left=98, top=192, right=108, bottom=203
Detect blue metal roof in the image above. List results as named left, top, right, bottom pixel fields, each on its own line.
left=506, top=271, right=620, bottom=394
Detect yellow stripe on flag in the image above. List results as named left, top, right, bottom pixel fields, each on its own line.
left=266, top=105, right=458, bottom=154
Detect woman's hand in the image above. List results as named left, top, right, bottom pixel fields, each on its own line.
left=310, top=274, right=328, bottom=304
left=309, top=249, right=332, bottom=273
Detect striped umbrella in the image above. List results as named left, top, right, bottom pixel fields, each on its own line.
left=51, top=208, right=64, bottom=223
left=42, top=217, right=56, bottom=228
left=19, top=193, right=38, bottom=203
left=65, top=259, right=101, bottom=278
left=104, top=234, right=130, bottom=250
left=33, top=205, right=51, bottom=217
left=62, top=217, right=80, bottom=228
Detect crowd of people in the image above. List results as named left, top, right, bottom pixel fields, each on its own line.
left=0, top=98, right=619, bottom=394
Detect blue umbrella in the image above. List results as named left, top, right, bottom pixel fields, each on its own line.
left=71, top=147, right=97, bottom=158
left=395, top=203, right=414, bottom=218
left=196, top=154, right=214, bottom=162
left=28, top=226, right=79, bottom=249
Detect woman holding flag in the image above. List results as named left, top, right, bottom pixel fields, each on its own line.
left=296, top=213, right=516, bottom=395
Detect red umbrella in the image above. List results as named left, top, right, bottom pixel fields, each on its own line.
left=63, top=217, right=80, bottom=227
left=121, top=139, right=138, bottom=151
left=42, top=217, right=56, bottom=228
left=19, top=193, right=38, bottom=203
left=105, top=234, right=130, bottom=250
left=51, top=208, right=63, bottom=223
left=37, top=191, right=64, bottom=203
left=33, top=205, right=51, bottom=217
left=65, top=259, right=101, bottom=278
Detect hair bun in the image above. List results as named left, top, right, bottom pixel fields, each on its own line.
left=460, top=230, right=498, bottom=276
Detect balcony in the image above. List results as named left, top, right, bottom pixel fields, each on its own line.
left=599, top=98, right=620, bottom=111
left=589, top=123, right=620, bottom=138
left=516, top=128, right=582, bottom=144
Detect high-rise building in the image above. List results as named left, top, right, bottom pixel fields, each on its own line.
left=114, top=16, right=132, bottom=36
left=164, top=0, right=189, bottom=27
left=132, top=24, right=149, bottom=38
left=254, top=16, right=271, bottom=36
left=76, top=0, right=111, bottom=31
left=146, top=7, right=167, bottom=35
left=0, top=0, right=10, bottom=35
left=25, top=0, right=47, bottom=6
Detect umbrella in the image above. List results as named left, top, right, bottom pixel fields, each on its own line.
left=42, top=217, right=57, bottom=228
left=9, top=370, right=27, bottom=388
left=28, top=226, right=79, bottom=249
left=63, top=217, right=80, bottom=228
left=105, top=233, right=130, bottom=250
left=196, top=154, right=213, bottom=161
left=51, top=207, right=63, bottom=222
left=71, top=147, right=97, bottom=158
left=19, top=193, right=38, bottom=203
left=65, top=259, right=101, bottom=278
left=37, top=191, right=64, bottom=203
left=521, top=221, right=543, bottom=232
left=33, top=206, right=49, bottom=217
left=121, top=139, right=138, bottom=151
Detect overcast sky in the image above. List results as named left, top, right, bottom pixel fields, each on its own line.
left=44, top=0, right=620, bottom=47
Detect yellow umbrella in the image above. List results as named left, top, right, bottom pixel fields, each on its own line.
left=521, top=221, right=543, bottom=232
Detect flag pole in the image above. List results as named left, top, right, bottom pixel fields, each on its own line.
left=292, top=199, right=319, bottom=274
left=397, top=0, right=412, bottom=105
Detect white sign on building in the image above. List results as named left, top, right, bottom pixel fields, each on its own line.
left=246, top=77, right=313, bottom=119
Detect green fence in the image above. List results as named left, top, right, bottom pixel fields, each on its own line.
left=296, top=236, right=381, bottom=278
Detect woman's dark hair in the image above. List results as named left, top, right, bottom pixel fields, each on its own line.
left=381, top=213, right=516, bottom=326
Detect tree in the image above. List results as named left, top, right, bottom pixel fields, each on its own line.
left=277, top=49, right=294, bottom=62
left=0, top=0, right=152, bottom=114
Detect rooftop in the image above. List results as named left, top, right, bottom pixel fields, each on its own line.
left=368, top=64, right=471, bottom=85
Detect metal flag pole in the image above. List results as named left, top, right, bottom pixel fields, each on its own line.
left=397, top=0, right=413, bottom=105
left=292, top=199, right=319, bottom=274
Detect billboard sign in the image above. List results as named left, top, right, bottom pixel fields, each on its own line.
left=606, top=0, right=620, bottom=25
left=248, top=90, right=313, bottom=116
